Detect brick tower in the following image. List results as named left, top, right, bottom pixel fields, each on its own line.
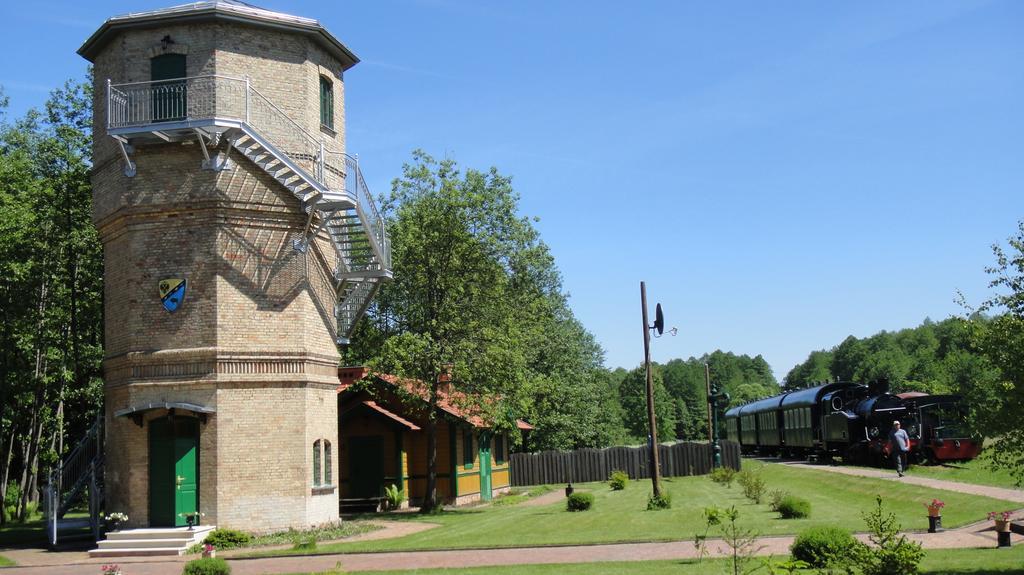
left=78, top=1, right=390, bottom=532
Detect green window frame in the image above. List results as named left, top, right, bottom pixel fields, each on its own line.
left=313, top=439, right=322, bottom=486
left=463, top=429, right=474, bottom=469
left=495, top=434, right=505, bottom=464
left=324, top=440, right=332, bottom=485
left=319, top=75, right=334, bottom=130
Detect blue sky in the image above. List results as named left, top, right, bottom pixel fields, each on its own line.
left=2, top=1, right=1022, bottom=381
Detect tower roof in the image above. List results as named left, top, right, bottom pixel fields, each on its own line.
left=78, top=0, right=359, bottom=70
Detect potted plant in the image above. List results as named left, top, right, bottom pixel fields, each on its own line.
left=924, top=499, right=944, bottom=532
left=201, top=543, right=216, bottom=558
left=100, top=564, right=122, bottom=575
left=989, top=511, right=1014, bottom=547
left=178, top=511, right=205, bottom=530
left=105, top=512, right=128, bottom=532
left=925, top=499, right=944, bottom=517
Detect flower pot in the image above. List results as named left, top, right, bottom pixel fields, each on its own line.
left=995, top=520, right=1011, bottom=533
left=202, top=549, right=216, bottom=559
left=928, top=508, right=941, bottom=518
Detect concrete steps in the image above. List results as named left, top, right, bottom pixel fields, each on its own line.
left=89, top=525, right=215, bottom=558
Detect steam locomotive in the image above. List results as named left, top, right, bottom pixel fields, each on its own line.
left=723, top=380, right=980, bottom=465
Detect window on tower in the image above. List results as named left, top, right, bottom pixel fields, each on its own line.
left=320, top=75, right=334, bottom=130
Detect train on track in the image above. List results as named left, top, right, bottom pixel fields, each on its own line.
left=723, top=380, right=981, bottom=465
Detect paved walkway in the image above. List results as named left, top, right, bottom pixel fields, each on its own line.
left=2, top=466, right=1022, bottom=575
left=2, top=522, right=1020, bottom=575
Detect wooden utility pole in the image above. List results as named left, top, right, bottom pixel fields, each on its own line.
left=640, top=281, right=662, bottom=498
left=705, top=362, right=713, bottom=443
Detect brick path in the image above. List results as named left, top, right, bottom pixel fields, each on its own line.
left=3, top=465, right=1021, bottom=575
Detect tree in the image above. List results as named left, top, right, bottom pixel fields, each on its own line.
left=367, top=150, right=594, bottom=510
left=968, top=221, right=1024, bottom=480
left=782, top=350, right=833, bottom=391
left=618, top=365, right=676, bottom=442
left=0, top=77, right=102, bottom=522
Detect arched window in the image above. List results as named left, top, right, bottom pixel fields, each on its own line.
left=313, top=439, right=322, bottom=486
left=319, top=75, right=334, bottom=130
left=324, top=440, right=332, bottom=485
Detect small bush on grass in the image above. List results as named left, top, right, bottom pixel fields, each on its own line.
left=182, top=557, right=230, bottom=575
left=646, top=492, right=672, bottom=510
left=736, top=469, right=766, bottom=504
left=608, top=469, right=629, bottom=491
left=292, top=536, right=317, bottom=551
left=856, top=495, right=924, bottom=575
left=382, top=483, right=405, bottom=511
left=768, top=489, right=790, bottom=512
left=791, top=526, right=863, bottom=569
left=777, top=495, right=811, bottom=519
left=202, top=529, right=251, bottom=550
left=566, top=492, right=594, bottom=512
left=709, top=466, right=737, bottom=488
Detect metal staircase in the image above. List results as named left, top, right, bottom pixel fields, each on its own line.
left=105, top=75, right=392, bottom=342
left=43, top=415, right=105, bottom=548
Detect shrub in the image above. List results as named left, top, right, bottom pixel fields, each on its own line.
left=182, top=557, right=230, bottom=575
left=736, top=469, right=766, bottom=504
left=777, top=495, right=811, bottom=519
left=791, top=526, right=862, bottom=568
left=709, top=466, right=736, bottom=487
left=292, top=536, right=317, bottom=551
left=382, top=483, right=405, bottom=511
left=857, top=495, right=925, bottom=575
left=646, top=492, right=672, bottom=510
left=768, top=489, right=790, bottom=512
left=202, top=529, right=251, bottom=550
left=566, top=492, right=594, bottom=512
left=608, top=470, right=629, bottom=491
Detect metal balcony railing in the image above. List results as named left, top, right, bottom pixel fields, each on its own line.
left=107, top=75, right=346, bottom=191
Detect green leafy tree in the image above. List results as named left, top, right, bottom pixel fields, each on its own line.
left=364, top=151, right=608, bottom=507
left=967, top=221, right=1024, bottom=480
left=618, top=366, right=676, bottom=442
left=0, top=77, right=102, bottom=522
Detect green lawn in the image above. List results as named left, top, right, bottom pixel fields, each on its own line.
left=244, top=460, right=1019, bottom=557
left=0, top=554, right=14, bottom=567
left=282, top=546, right=1024, bottom=574
left=0, top=518, right=47, bottom=548
left=901, top=449, right=1022, bottom=490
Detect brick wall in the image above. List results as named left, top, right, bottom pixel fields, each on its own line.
left=92, top=14, right=353, bottom=533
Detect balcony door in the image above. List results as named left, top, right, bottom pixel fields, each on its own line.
left=151, top=54, right=186, bottom=122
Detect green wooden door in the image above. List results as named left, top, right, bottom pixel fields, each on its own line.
left=479, top=433, right=492, bottom=501
left=151, top=54, right=186, bottom=122
left=149, top=417, right=199, bottom=527
left=349, top=436, right=384, bottom=498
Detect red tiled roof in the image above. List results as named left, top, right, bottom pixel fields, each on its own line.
left=338, top=366, right=533, bottom=431
left=356, top=400, right=421, bottom=431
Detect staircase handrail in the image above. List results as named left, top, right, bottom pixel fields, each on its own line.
left=47, top=414, right=103, bottom=499
left=329, top=152, right=391, bottom=271
left=106, top=75, right=385, bottom=217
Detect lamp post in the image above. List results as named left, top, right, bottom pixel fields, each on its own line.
left=705, top=362, right=730, bottom=468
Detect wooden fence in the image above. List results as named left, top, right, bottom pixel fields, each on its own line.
left=510, top=441, right=740, bottom=486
